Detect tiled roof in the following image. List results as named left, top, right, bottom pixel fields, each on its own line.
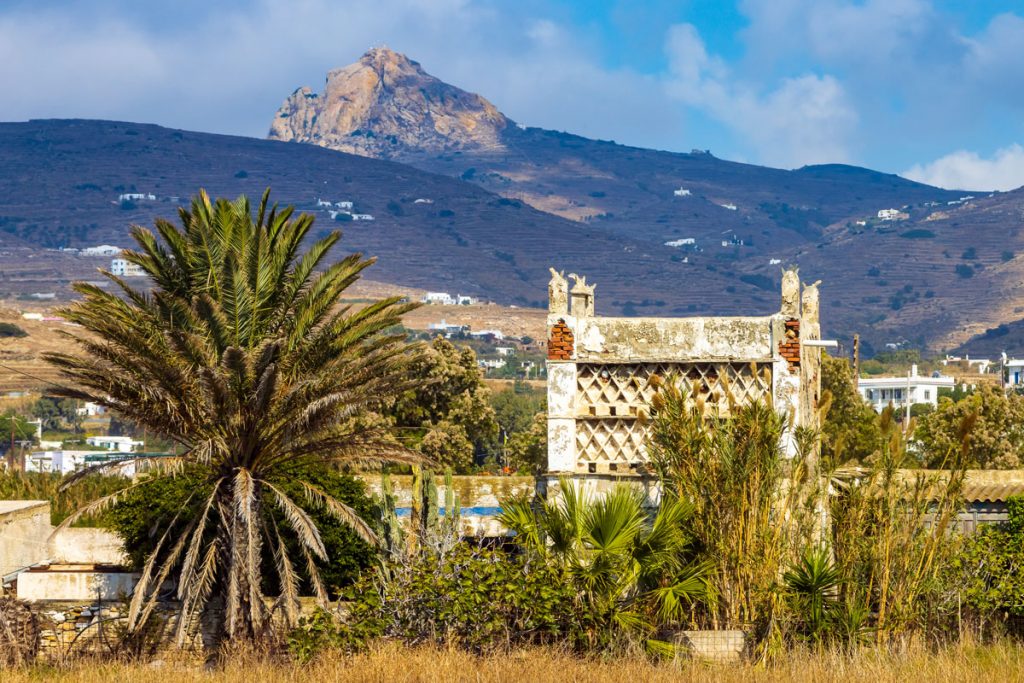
left=835, top=469, right=1024, bottom=503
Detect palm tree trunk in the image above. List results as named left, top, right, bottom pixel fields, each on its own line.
left=223, top=484, right=267, bottom=642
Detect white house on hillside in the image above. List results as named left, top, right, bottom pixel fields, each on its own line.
left=858, top=365, right=955, bottom=412
left=80, top=245, right=122, bottom=257
left=422, top=292, right=455, bottom=305
left=110, top=258, right=144, bottom=277
left=85, top=435, right=145, bottom=452
left=1006, top=359, right=1024, bottom=388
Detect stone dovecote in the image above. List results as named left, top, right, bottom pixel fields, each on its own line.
left=545, top=267, right=823, bottom=478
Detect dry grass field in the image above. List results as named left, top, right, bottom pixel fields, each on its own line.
left=7, top=643, right=1024, bottom=683
left=0, top=274, right=546, bottom=393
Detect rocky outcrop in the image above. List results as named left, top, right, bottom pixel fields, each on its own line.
left=268, top=47, right=509, bottom=158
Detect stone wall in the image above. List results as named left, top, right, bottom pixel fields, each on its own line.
left=358, top=474, right=533, bottom=508
left=34, top=601, right=208, bottom=661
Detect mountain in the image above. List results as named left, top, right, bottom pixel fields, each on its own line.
left=269, top=48, right=508, bottom=157
left=269, top=48, right=1024, bottom=354
left=0, top=118, right=767, bottom=314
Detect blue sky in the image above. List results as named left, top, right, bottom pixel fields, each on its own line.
left=2, top=0, right=1024, bottom=189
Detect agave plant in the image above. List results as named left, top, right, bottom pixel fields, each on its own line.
left=499, top=479, right=706, bottom=649
left=44, top=190, right=423, bottom=644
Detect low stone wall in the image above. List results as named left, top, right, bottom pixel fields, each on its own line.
left=358, top=474, right=535, bottom=508
left=34, top=601, right=208, bottom=661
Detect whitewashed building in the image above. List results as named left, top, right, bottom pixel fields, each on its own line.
left=1006, top=359, right=1024, bottom=388
left=858, top=365, right=955, bottom=412
left=80, top=245, right=122, bottom=257
left=76, top=402, right=107, bottom=417
left=85, top=436, right=144, bottom=452
left=664, top=238, right=696, bottom=247
left=423, top=292, right=455, bottom=305
left=110, top=258, right=144, bottom=277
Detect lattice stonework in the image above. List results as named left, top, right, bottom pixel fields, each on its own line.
left=574, top=362, right=772, bottom=472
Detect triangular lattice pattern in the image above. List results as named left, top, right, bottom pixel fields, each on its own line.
left=575, top=362, right=771, bottom=471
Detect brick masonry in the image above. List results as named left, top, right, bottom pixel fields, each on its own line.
left=779, top=318, right=801, bottom=371
left=547, top=318, right=574, bottom=360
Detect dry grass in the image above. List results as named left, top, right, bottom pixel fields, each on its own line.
left=7, top=642, right=1024, bottom=683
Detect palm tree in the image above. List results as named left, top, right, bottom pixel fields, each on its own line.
left=44, top=189, right=423, bottom=644
left=499, top=480, right=705, bottom=650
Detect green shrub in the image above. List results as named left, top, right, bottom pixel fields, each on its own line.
left=0, top=322, right=27, bottom=338
left=899, top=229, right=935, bottom=239
left=308, top=544, right=583, bottom=656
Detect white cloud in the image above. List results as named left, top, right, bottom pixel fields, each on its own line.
left=903, top=145, right=1024, bottom=191
left=663, top=23, right=857, bottom=167
left=0, top=0, right=683, bottom=150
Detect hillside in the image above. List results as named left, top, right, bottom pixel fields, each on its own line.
left=0, top=118, right=769, bottom=316
left=268, top=48, right=1024, bottom=354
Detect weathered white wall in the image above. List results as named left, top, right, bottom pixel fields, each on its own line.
left=0, top=501, right=51, bottom=577
left=17, top=570, right=139, bottom=602
left=574, top=316, right=776, bottom=362
left=48, top=528, right=126, bottom=566
left=547, top=361, right=578, bottom=472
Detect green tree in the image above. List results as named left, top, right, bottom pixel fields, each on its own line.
left=504, top=413, right=547, bottom=473
left=390, top=337, right=498, bottom=471
left=31, top=396, right=82, bottom=432
left=44, top=189, right=422, bottom=645
left=914, top=384, right=1024, bottom=468
left=821, top=356, right=880, bottom=466
left=952, top=496, right=1024, bottom=629
left=491, top=383, right=546, bottom=472
left=107, top=465, right=376, bottom=596
left=0, top=412, right=36, bottom=466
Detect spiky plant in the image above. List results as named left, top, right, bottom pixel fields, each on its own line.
left=500, top=479, right=706, bottom=650
left=784, top=546, right=841, bottom=643
left=44, top=189, right=423, bottom=644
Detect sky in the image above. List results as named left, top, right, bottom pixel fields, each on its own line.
left=2, top=0, right=1024, bottom=190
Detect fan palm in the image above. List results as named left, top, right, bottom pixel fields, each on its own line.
left=499, top=480, right=706, bottom=649
left=44, top=189, right=423, bottom=643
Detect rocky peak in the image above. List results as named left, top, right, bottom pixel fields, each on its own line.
left=268, top=47, right=509, bottom=158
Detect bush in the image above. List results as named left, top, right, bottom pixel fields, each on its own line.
left=0, top=322, right=26, bottom=338
left=899, top=229, right=935, bottom=239
left=944, top=496, right=1024, bottom=640
left=295, top=544, right=583, bottom=659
